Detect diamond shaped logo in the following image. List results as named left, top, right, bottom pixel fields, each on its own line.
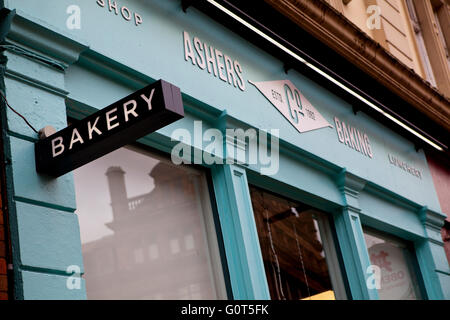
left=249, top=79, right=332, bottom=133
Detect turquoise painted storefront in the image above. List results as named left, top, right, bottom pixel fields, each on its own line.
left=0, top=0, right=448, bottom=299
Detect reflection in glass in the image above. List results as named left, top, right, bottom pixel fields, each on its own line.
left=363, top=228, right=423, bottom=300
left=74, top=146, right=226, bottom=300
left=249, top=186, right=336, bottom=300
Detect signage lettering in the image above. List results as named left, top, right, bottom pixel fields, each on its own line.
left=388, top=154, right=422, bottom=179
left=249, top=79, right=332, bottom=133
left=96, top=0, right=143, bottom=26
left=334, top=117, right=373, bottom=158
left=183, top=31, right=245, bottom=91
left=35, top=80, right=184, bottom=177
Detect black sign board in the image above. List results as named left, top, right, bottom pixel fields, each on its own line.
left=35, top=79, right=184, bottom=177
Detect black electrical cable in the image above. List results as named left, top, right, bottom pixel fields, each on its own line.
left=0, top=91, right=39, bottom=134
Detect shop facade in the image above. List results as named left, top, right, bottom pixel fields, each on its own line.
left=0, top=0, right=449, bottom=300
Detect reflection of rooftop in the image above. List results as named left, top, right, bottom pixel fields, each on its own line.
left=81, top=162, right=212, bottom=299
left=105, top=166, right=125, bottom=174
left=102, top=162, right=198, bottom=231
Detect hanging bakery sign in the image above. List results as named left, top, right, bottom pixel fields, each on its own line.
left=249, top=79, right=332, bottom=133
left=35, top=79, right=184, bottom=177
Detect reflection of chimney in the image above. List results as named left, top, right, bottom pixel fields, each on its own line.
left=149, top=163, right=185, bottom=185
left=106, top=166, right=128, bottom=220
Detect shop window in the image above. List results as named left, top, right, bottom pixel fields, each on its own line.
left=178, top=283, right=203, bottom=300
left=363, top=227, right=424, bottom=300
left=133, top=247, right=145, bottom=264
left=185, top=234, right=195, bottom=251
left=74, top=145, right=227, bottom=299
left=249, top=185, right=347, bottom=300
left=170, top=238, right=181, bottom=255
left=148, top=243, right=159, bottom=260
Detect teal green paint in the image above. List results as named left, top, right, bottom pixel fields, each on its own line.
left=333, top=171, right=378, bottom=299
left=9, top=136, right=76, bottom=210
left=358, top=191, right=425, bottom=239
left=415, top=207, right=449, bottom=299
left=3, top=49, right=65, bottom=89
left=350, top=212, right=379, bottom=300
left=428, top=241, right=450, bottom=273
left=1, top=11, right=85, bottom=299
left=415, top=239, right=445, bottom=299
left=211, top=165, right=270, bottom=300
left=334, top=209, right=379, bottom=300
left=437, top=272, right=450, bottom=299
left=20, top=270, right=86, bottom=300
left=4, top=0, right=441, bottom=213
left=0, top=0, right=447, bottom=300
left=4, top=69, right=68, bottom=138
left=15, top=201, right=84, bottom=274
left=211, top=165, right=248, bottom=299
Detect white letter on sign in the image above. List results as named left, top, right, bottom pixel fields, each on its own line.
left=88, top=116, right=102, bottom=140
left=123, top=100, right=138, bottom=122
left=69, top=128, right=84, bottom=150
left=106, top=108, right=120, bottom=130
left=141, top=89, right=155, bottom=110
left=51, top=137, right=65, bottom=158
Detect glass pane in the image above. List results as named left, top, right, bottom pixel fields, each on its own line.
left=363, top=228, right=423, bottom=300
left=73, top=145, right=226, bottom=300
left=249, top=186, right=337, bottom=300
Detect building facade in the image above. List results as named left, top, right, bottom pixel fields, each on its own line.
left=0, top=0, right=449, bottom=300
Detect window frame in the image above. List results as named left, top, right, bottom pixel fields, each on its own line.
left=405, top=0, right=438, bottom=87
left=247, top=183, right=349, bottom=300
left=362, top=226, right=428, bottom=300
left=72, top=137, right=232, bottom=300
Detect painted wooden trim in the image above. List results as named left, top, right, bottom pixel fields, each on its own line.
left=211, top=164, right=270, bottom=299
left=334, top=171, right=379, bottom=299
left=0, top=12, right=86, bottom=300
left=334, top=208, right=379, bottom=299
left=415, top=239, right=445, bottom=299
left=1, top=10, right=89, bottom=68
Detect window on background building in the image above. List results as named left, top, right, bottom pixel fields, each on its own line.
left=170, top=238, right=181, bottom=255
left=433, top=6, right=450, bottom=70
left=73, top=144, right=227, bottom=300
left=405, top=0, right=437, bottom=87
left=148, top=243, right=159, bottom=260
left=133, top=247, right=145, bottom=264
left=363, top=227, right=425, bottom=300
left=249, top=185, right=347, bottom=300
